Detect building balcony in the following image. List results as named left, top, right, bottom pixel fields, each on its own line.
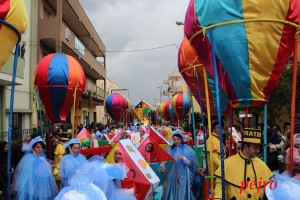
left=38, top=0, right=106, bottom=80
left=0, top=54, right=25, bottom=86
left=82, top=80, right=106, bottom=104
left=168, top=85, right=182, bottom=93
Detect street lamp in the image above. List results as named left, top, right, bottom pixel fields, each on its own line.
left=157, top=86, right=162, bottom=104
left=153, top=98, right=157, bottom=107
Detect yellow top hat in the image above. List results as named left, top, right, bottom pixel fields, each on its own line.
left=240, top=128, right=263, bottom=145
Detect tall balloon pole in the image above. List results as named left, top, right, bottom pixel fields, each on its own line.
left=245, top=108, right=249, bottom=128
left=193, top=67, right=209, bottom=171
left=0, top=18, right=21, bottom=200
left=289, top=26, right=299, bottom=175
left=37, top=89, right=44, bottom=138
left=210, top=29, right=225, bottom=200
left=263, top=104, right=268, bottom=162
left=203, top=67, right=214, bottom=190
left=72, top=85, right=78, bottom=138
left=188, top=89, right=196, bottom=148
left=229, top=108, right=233, bottom=156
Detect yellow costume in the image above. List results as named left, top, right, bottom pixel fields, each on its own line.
left=214, top=128, right=273, bottom=200
left=53, top=142, right=65, bottom=180
left=214, top=151, right=273, bottom=199
left=206, top=132, right=226, bottom=175
left=142, top=119, right=149, bottom=126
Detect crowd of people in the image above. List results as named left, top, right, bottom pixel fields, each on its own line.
left=0, top=119, right=300, bottom=199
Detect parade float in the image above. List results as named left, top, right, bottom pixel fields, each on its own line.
left=180, top=0, right=300, bottom=199
left=106, top=139, right=160, bottom=200
left=137, top=136, right=175, bottom=200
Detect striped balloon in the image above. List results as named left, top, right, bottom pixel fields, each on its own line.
left=163, top=101, right=177, bottom=123
left=178, top=36, right=231, bottom=116
left=171, top=93, right=191, bottom=120
left=159, top=101, right=167, bottom=120
left=125, top=98, right=131, bottom=112
left=184, top=0, right=300, bottom=108
left=34, top=53, right=86, bottom=122
left=169, top=103, right=177, bottom=123
left=105, top=93, right=127, bottom=122
left=0, top=0, right=28, bottom=67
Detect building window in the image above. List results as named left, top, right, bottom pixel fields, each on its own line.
left=93, top=112, right=96, bottom=123
left=13, top=113, right=22, bottom=130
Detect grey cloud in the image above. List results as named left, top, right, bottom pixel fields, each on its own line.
left=79, top=0, right=189, bottom=106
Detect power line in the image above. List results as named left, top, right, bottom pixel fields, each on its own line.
left=33, top=42, right=179, bottom=53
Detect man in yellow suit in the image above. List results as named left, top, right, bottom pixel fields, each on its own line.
left=52, top=135, right=66, bottom=190
left=214, top=128, right=273, bottom=199
left=206, top=120, right=227, bottom=175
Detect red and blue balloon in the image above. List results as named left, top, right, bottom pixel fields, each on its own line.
left=105, top=93, right=127, bottom=122
left=34, top=53, right=86, bottom=122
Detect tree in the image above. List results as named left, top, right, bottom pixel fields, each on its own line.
left=268, top=63, right=300, bottom=124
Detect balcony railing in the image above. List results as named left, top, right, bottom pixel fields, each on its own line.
left=0, top=53, right=25, bottom=85
left=0, top=123, right=73, bottom=142
left=0, top=129, right=33, bottom=142
left=83, top=80, right=105, bottom=100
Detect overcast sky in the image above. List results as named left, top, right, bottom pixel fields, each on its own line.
left=79, top=0, right=189, bottom=106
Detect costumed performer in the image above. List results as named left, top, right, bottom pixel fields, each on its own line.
left=54, top=172, right=107, bottom=200
left=206, top=120, right=227, bottom=176
left=59, top=138, right=87, bottom=189
left=52, top=135, right=66, bottom=190
left=163, top=129, right=197, bottom=200
left=12, top=136, right=57, bottom=200
left=214, top=128, right=273, bottom=199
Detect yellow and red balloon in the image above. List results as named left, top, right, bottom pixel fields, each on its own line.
left=0, top=0, right=28, bottom=67
left=171, top=93, right=191, bottom=121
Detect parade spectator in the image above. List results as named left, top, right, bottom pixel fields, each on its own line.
left=268, top=126, right=286, bottom=171
left=12, top=136, right=57, bottom=199
left=13, top=137, right=30, bottom=170
left=52, top=135, right=66, bottom=190
left=0, top=141, right=13, bottom=199
left=285, top=134, right=300, bottom=180
left=206, top=121, right=227, bottom=175
left=59, top=138, right=87, bottom=189
left=163, top=130, right=197, bottom=200
left=21, top=134, right=31, bottom=152
left=269, top=125, right=286, bottom=152
left=213, top=128, right=273, bottom=199
left=234, top=125, right=243, bottom=152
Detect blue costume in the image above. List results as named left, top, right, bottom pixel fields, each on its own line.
left=13, top=136, right=57, bottom=200
left=59, top=138, right=87, bottom=188
left=163, top=142, right=197, bottom=200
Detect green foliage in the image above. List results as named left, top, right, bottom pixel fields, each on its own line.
left=268, top=64, right=300, bottom=123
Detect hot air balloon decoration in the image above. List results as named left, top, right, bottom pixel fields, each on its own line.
left=178, top=36, right=231, bottom=116
left=0, top=0, right=28, bottom=68
left=105, top=93, right=127, bottom=122
left=184, top=0, right=300, bottom=108
left=34, top=53, right=86, bottom=123
left=159, top=101, right=167, bottom=120
left=163, top=101, right=177, bottom=123
left=171, top=93, right=191, bottom=121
